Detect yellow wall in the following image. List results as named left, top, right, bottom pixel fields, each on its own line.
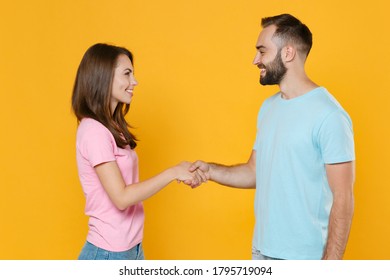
left=0, top=0, right=389, bottom=260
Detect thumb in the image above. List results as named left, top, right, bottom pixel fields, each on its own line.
left=188, top=162, right=198, bottom=172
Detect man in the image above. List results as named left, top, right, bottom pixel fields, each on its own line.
left=188, top=14, right=355, bottom=260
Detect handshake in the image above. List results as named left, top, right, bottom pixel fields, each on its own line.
left=173, top=161, right=211, bottom=188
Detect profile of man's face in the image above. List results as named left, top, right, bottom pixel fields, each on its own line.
left=255, top=25, right=288, bottom=86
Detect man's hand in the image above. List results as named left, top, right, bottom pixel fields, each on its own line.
left=182, top=160, right=211, bottom=188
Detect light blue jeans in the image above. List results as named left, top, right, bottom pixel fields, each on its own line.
left=252, top=247, right=283, bottom=260
left=78, top=241, right=144, bottom=260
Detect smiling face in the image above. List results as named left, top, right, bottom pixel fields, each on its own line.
left=253, top=25, right=287, bottom=86
left=258, top=48, right=287, bottom=86
left=110, top=54, right=138, bottom=113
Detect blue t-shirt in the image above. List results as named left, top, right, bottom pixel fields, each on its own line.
left=252, top=87, right=355, bottom=259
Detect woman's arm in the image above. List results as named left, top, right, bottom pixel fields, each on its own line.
left=95, top=161, right=199, bottom=210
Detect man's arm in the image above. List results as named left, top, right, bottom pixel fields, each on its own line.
left=322, top=161, right=355, bottom=259
left=188, top=150, right=256, bottom=189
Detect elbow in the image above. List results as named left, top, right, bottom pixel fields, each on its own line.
left=112, top=198, right=130, bottom=211
left=116, top=204, right=128, bottom=211
left=114, top=201, right=128, bottom=211
left=113, top=197, right=139, bottom=211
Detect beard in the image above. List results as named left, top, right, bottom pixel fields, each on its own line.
left=259, top=49, right=287, bottom=86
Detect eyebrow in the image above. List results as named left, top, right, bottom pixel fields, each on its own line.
left=256, top=45, right=266, bottom=50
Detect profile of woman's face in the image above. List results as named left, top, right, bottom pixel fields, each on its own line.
left=110, top=54, right=138, bottom=112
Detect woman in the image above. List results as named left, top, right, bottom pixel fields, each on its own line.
left=72, top=43, right=202, bottom=260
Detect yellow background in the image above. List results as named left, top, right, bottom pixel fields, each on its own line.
left=1, top=0, right=389, bottom=260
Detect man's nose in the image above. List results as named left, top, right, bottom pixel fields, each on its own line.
left=253, top=52, right=261, bottom=65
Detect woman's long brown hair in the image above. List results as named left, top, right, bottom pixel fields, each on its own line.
left=72, top=43, right=137, bottom=149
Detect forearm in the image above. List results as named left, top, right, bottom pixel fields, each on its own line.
left=323, top=161, right=355, bottom=260
left=322, top=192, right=354, bottom=259
left=208, top=162, right=256, bottom=189
left=95, top=161, right=180, bottom=211
left=118, top=168, right=176, bottom=210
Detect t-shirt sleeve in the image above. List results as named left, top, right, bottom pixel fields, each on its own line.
left=79, top=124, right=117, bottom=167
left=318, top=109, right=355, bottom=164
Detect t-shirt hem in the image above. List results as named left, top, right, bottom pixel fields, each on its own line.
left=259, top=248, right=321, bottom=260
left=86, top=237, right=143, bottom=252
left=324, top=156, right=355, bottom=164
left=91, top=157, right=116, bottom=167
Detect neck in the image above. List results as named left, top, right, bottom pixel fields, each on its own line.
left=278, top=68, right=318, bottom=99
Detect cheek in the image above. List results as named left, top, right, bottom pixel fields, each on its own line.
left=115, top=78, right=127, bottom=90
left=264, top=57, right=275, bottom=68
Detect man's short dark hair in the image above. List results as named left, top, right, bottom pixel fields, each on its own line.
left=262, top=14, right=313, bottom=57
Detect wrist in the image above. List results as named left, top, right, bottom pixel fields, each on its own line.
left=208, top=162, right=215, bottom=181
left=166, top=166, right=178, bottom=181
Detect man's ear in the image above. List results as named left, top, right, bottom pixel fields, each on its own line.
left=283, top=45, right=296, bottom=62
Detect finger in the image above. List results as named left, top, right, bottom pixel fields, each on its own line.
left=196, top=169, right=207, bottom=182
left=192, top=173, right=202, bottom=187
left=193, top=172, right=202, bottom=186
left=191, top=181, right=201, bottom=188
left=188, top=161, right=200, bottom=172
left=183, top=179, right=193, bottom=185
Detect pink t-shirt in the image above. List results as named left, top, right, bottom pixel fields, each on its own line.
left=76, top=118, right=144, bottom=252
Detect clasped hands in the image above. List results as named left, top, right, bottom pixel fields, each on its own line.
left=175, top=161, right=210, bottom=188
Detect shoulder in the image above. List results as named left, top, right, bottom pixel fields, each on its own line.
left=77, top=118, right=114, bottom=144
left=316, top=89, right=354, bottom=139
left=314, top=88, right=346, bottom=111
left=258, top=92, right=280, bottom=113
left=78, top=118, right=110, bottom=135
left=264, top=92, right=280, bottom=105
left=79, top=118, right=107, bottom=130
left=76, top=119, right=119, bottom=165
left=255, top=92, right=280, bottom=124
left=308, top=87, right=351, bottom=123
